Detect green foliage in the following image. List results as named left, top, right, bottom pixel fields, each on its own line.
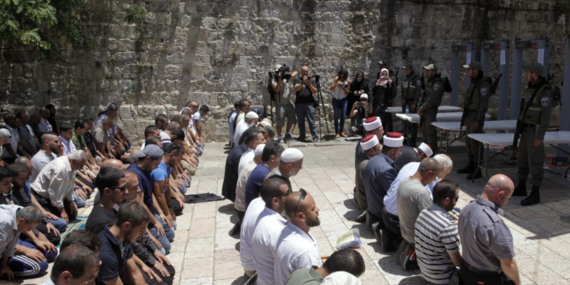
left=0, top=0, right=92, bottom=58
left=124, top=4, right=147, bottom=25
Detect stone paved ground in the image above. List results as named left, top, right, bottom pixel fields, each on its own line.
left=14, top=140, right=570, bottom=285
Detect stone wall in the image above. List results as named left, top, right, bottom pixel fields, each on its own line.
left=1, top=0, right=567, bottom=143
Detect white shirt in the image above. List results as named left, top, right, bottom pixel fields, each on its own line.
left=234, top=121, right=250, bottom=146
left=31, top=156, right=76, bottom=208
left=229, top=111, right=238, bottom=143
left=1, top=125, right=19, bottom=159
left=235, top=159, right=259, bottom=212
left=59, top=135, right=77, bottom=156
left=251, top=206, right=287, bottom=285
left=238, top=149, right=254, bottom=176
left=190, top=113, right=198, bottom=136
left=384, top=162, right=437, bottom=216
left=273, top=223, right=322, bottom=285
left=240, top=197, right=266, bottom=271
left=332, top=80, right=348, bottom=100
left=38, top=118, right=52, bottom=133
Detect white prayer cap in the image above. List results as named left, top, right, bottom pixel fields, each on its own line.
left=418, top=142, right=433, bottom=157
left=254, top=144, right=265, bottom=156
left=383, top=132, right=404, bottom=148
left=321, top=272, right=361, bottom=285
left=363, top=116, right=382, bottom=131
left=280, top=148, right=303, bottom=163
left=260, top=118, right=272, bottom=127
left=360, top=94, right=368, bottom=100
left=245, top=112, right=259, bottom=119
left=361, top=135, right=379, bottom=151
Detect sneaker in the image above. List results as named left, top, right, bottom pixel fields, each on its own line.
left=313, top=138, right=319, bottom=143
left=399, top=244, right=417, bottom=271
left=285, top=132, right=292, bottom=139
left=277, top=136, right=282, bottom=142
left=379, top=229, right=392, bottom=252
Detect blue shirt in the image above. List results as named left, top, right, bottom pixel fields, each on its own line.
left=363, top=153, right=396, bottom=217
left=151, top=161, right=171, bottom=195
left=127, top=163, right=155, bottom=213
left=244, top=163, right=271, bottom=209
left=96, top=225, right=133, bottom=285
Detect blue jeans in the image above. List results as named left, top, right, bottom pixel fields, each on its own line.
left=73, top=191, right=86, bottom=208
left=148, top=213, right=175, bottom=254
left=46, top=217, right=68, bottom=233
left=332, top=98, right=347, bottom=134
left=295, top=103, right=318, bottom=140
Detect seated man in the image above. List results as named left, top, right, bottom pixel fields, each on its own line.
left=40, top=244, right=99, bottom=285
left=234, top=144, right=265, bottom=236
left=395, top=158, right=440, bottom=270
left=285, top=248, right=366, bottom=285
left=31, top=150, right=87, bottom=225
left=222, top=127, right=258, bottom=202
left=151, top=143, right=183, bottom=228
left=31, top=132, right=60, bottom=182
left=415, top=180, right=462, bottom=285
left=92, top=116, right=114, bottom=158
left=393, top=142, right=433, bottom=172
left=274, top=190, right=322, bottom=285
left=71, top=119, right=100, bottom=173
left=238, top=128, right=266, bottom=177
left=382, top=154, right=452, bottom=251
left=355, top=135, right=381, bottom=211
left=96, top=201, right=149, bottom=285
left=244, top=141, right=284, bottom=209
left=251, top=175, right=291, bottom=285
left=0, top=205, right=48, bottom=280
left=234, top=111, right=259, bottom=146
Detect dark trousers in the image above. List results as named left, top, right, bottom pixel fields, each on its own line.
left=171, top=198, right=183, bottom=216
left=19, top=223, right=61, bottom=246
left=421, top=109, right=438, bottom=153
left=295, top=103, right=318, bottom=140
left=459, top=263, right=514, bottom=285
left=32, top=191, right=77, bottom=222
left=382, top=209, right=403, bottom=244
left=517, top=125, right=545, bottom=187
left=134, top=263, right=175, bottom=285
left=465, top=111, right=485, bottom=162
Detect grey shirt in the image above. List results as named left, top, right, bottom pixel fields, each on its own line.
left=272, top=79, right=293, bottom=105
left=285, top=267, right=323, bottom=285
left=397, top=176, right=432, bottom=243
left=458, top=196, right=515, bottom=272
left=0, top=205, right=22, bottom=259
left=31, top=150, right=57, bottom=183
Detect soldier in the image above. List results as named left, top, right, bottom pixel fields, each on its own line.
left=417, top=64, right=445, bottom=153
left=512, top=63, right=552, bottom=206
left=457, top=62, right=491, bottom=180
left=401, top=61, right=421, bottom=147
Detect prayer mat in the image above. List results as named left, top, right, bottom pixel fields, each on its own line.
left=447, top=207, right=461, bottom=225
left=56, top=205, right=92, bottom=247
left=184, top=193, right=224, bottom=204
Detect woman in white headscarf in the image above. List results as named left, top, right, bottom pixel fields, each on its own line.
left=371, top=68, right=393, bottom=127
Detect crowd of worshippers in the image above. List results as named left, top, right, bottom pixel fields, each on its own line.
left=353, top=115, right=522, bottom=285
left=0, top=101, right=210, bottom=284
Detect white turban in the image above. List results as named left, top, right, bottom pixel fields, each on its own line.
left=280, top=148, right=303, bottom=163
left=254, top=144, right=265, bottom=156
left=363, top=116, right=382, bottom=131
left=361, top=135, right=379, bottom=151
left=383, top=132, right=404, bottom=148
left=418, top=143, right=433, bottom=157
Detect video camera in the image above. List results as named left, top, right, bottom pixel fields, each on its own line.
left=309, top=74, right=321, bottom=84
left=270, top=64, right=292, bottom=81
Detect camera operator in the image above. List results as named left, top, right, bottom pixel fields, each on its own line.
left=349, top=94, right=369, bottom=136
left=272, top=65, right=298, bottom=142
left=330, top=69, right=351, bottom=138
left=293, top=66, right=319, bottom=143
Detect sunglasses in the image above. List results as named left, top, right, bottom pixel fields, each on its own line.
left=274, top=188, right=292, bottom=198
left=112, top=185, right=128, bottom=193
left=294, top=188, right=308, bottom=215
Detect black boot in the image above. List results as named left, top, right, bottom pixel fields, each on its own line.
left=512, top=180, right=527, bottom=197
left=521, top=185, right=540, bottom=206
left=457, top=160, right=474, bottom=174
left=466, top=168, right=482, bottom=180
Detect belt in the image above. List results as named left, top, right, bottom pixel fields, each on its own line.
left=464, top=262, right=501, bottom=276
left=522, top=123, right=536, bottom=128
left=383, top=208, right=399, bottom=220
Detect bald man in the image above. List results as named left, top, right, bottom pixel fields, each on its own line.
left=273, top=190, right=322, bottom=285
left=458, top=175, right=520, bottom=285
left=101, top=159, right=124, bottom=169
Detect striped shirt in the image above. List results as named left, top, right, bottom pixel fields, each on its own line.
left=415, top=204, right=460, bottom=284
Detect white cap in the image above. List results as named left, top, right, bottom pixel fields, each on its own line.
left=321, top=272, right=361, bottom=285
left=363, top=116, right=382, bottom=131
left=245, top=111, right=259, bottom=119
left=423, top=63, right=436, bottom=71
left=360, top=94, right=368, bottom=100
left=361, top=135, right=379, bottom=151
left=280, top=148, right=303, bottom=163
left=383, top=132, right=404, bottom=148
left=260, top=118, right=272, bottom=127
left=254, top=144, right=266, bottom=156
left=418, top=142, right=433, bottom=157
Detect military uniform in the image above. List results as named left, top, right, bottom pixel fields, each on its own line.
left=514, top=75, right=552, bottom=205
left=458, top=72, right=491, bottom=179
left=419, top=74, right=445, bottom=153
left=401, top=71, right=421, bottom=146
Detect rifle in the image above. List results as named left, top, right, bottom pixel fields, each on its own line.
left=460, top=73, right=503, bottom=133
left=509, top=83, right=543, bottom=159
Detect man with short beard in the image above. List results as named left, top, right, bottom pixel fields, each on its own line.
left=234, top=111, right=260, bottom=146
left=238, top=128, right=266, bottom=176
left=273, top=189, right=322, bottom=285
left=267, top=148, right=304, bottom=178
left=251, top=175, right=292, bottom=285
left=30, top=132, right=61, bottom=182
left=245, top=141, right=284, bottom=209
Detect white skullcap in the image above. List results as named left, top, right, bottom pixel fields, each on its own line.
left=360, top=93, right=368, bottom=100
left=418, top=142, right=433, bottom=157
left=321, top=272, right=361, bottom=285
left=363, top=116, right=382, bottom=131
left=254, top=144, right=266, bottom=156
left=245, top=112, right=259, bottom=119
left=383, top=132, right=404, bottom=148
left=260, top=119, right=271, bottom=127
left=361, top=135, right=379, bottom=151
left=280, top=148, right=303, bottom=163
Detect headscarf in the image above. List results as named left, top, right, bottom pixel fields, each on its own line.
left=378, top=68, right=390, bottom=86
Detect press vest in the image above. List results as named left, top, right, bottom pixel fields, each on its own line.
left=519, top=84, right=550, bottom=125
left=466, top=78, right=490, bottom=111
left=403, top=74, right=419, bottom=101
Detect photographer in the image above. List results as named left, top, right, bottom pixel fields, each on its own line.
left=349, top=94, right=369, bottom=136
left=330, top=69, right=350, bottom=138
left=293, top=66, right=319, bottom=143
left=348, top=72, right=369, bottom=129
left=272, top=65, right=298, bottom=142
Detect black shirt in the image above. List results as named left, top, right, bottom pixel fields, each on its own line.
left=393, top=146, right=420, bottom=172
left=84, top=132, right=98, bottom=157
left=293, top=77, right=316, bottom=104
left=47, top=116, right=59, bottom=134
left=86, top=204, right=117, bottom=235
left=97, top=225, right=133, bottom=285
